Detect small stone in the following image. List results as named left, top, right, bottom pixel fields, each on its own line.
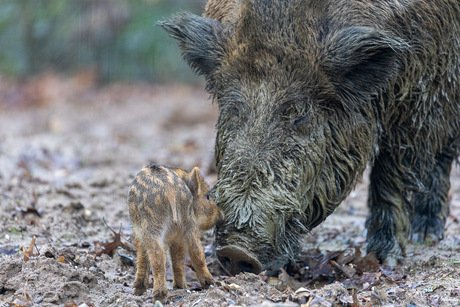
left=228, top=283, right=241, bottom=290
left=154, top=301, right=164, bottom=307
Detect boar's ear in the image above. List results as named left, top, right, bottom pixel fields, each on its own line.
left=157, top=13, right=225, bottom=76
left=324, top=26, right=409, bottom=98
left=187, top=166, right=203, bottom=195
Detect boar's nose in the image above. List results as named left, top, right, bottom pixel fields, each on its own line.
left=216, top=245, right=263, bottom=275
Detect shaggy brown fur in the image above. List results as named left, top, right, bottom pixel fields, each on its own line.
left=159, top=0, right=460, bottom=274
left=128, top=164, right=223, bottom=300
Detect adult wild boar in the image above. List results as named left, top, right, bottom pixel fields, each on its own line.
left=159, top=0, right=460, bottom=275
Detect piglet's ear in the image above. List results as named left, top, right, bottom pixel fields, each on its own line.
left=157, top=13, right=225, bottom=76
left=187, top=166, right=202, bottom=195
left=324, top=26, right=409, bottom=98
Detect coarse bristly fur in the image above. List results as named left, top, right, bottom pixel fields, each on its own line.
left=128, top=164, right=223, bottom=301
left=158, top=0, right=460, bottom=274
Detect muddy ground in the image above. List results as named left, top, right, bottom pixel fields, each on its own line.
left=0, top=75, right=459, bottom=306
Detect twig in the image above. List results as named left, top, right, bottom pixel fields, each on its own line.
left=191, top=298, right=201, bottom=307
left=102, top=217, right=119, bottom=235
left=23, top=236, right=37, bottom=262
left=23, top=282, right=32, bottom=302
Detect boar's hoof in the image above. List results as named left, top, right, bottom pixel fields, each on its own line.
left=216, top=245, right=263, bottom=276
left=382, top=254, right=401, bottom=267
left=409, top=215, right=444, bottom=244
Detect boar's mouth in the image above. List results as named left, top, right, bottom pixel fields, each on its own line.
left=213, top=187, right=310, bottom=276
left=214, top=215, right=307, bottom=276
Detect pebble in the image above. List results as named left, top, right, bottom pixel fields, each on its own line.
left=229, top=283, right=241, bottom=290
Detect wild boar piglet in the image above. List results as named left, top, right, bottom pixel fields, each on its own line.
left=128, top=164, right=223, bottom=301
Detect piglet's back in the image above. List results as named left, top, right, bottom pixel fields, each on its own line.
left=128, top=164, right=193, bottom=229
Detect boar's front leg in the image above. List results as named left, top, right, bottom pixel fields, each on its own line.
left=186, top=228, right=215, bottom=288
left=409, top=149, right=454, bottom=244
left=366, top=153, right=410, bottom=266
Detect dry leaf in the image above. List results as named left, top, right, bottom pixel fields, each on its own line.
left=57, top=256, right=66, bottom=263
left=94, top=218, right=134, bottom=257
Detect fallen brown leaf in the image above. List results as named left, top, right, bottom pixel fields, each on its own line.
left=354, top=251, right=379, bottom=275
left=57, top=256, right=66, bottom=263
left=95, top=218, right=129, bottom=257
left=293, top=247, right=383, bottom=288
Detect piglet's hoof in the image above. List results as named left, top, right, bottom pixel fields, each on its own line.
left=200, top=275, right=215, bottom=289
left=133, top=285, right=146, bottom=296
left=173, top=280, right=187, bottom=289
left=153, top=287, right=168, bottom=302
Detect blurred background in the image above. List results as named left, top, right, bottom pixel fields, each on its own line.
left=0, top=0, right=206, bottom=84
left=0, top=0, right=219, bottom=235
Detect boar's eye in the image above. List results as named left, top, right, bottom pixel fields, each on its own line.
left=205, top=194, right=210, bottom=200
left=293, top=115, right=309, bottom=129
left=231, top=106, right=240, bottom=118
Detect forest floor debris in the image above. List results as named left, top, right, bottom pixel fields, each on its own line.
left=1, top=75, right=460, bottom=306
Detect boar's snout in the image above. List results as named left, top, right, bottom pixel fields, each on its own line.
left=216, top=245, right=263, bottom=275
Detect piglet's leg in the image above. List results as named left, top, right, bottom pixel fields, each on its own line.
left=186, top=229, right=215, bottom=288
left=144, top=261, right=150, bottom=290
left=146, top=239, right=168, bottom=301
left=170, top=241, right=187, bottom=289
left=133, top=237, right=148, bottom=295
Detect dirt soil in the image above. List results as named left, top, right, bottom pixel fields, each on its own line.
left=1, top=75, right=459, bottom=307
